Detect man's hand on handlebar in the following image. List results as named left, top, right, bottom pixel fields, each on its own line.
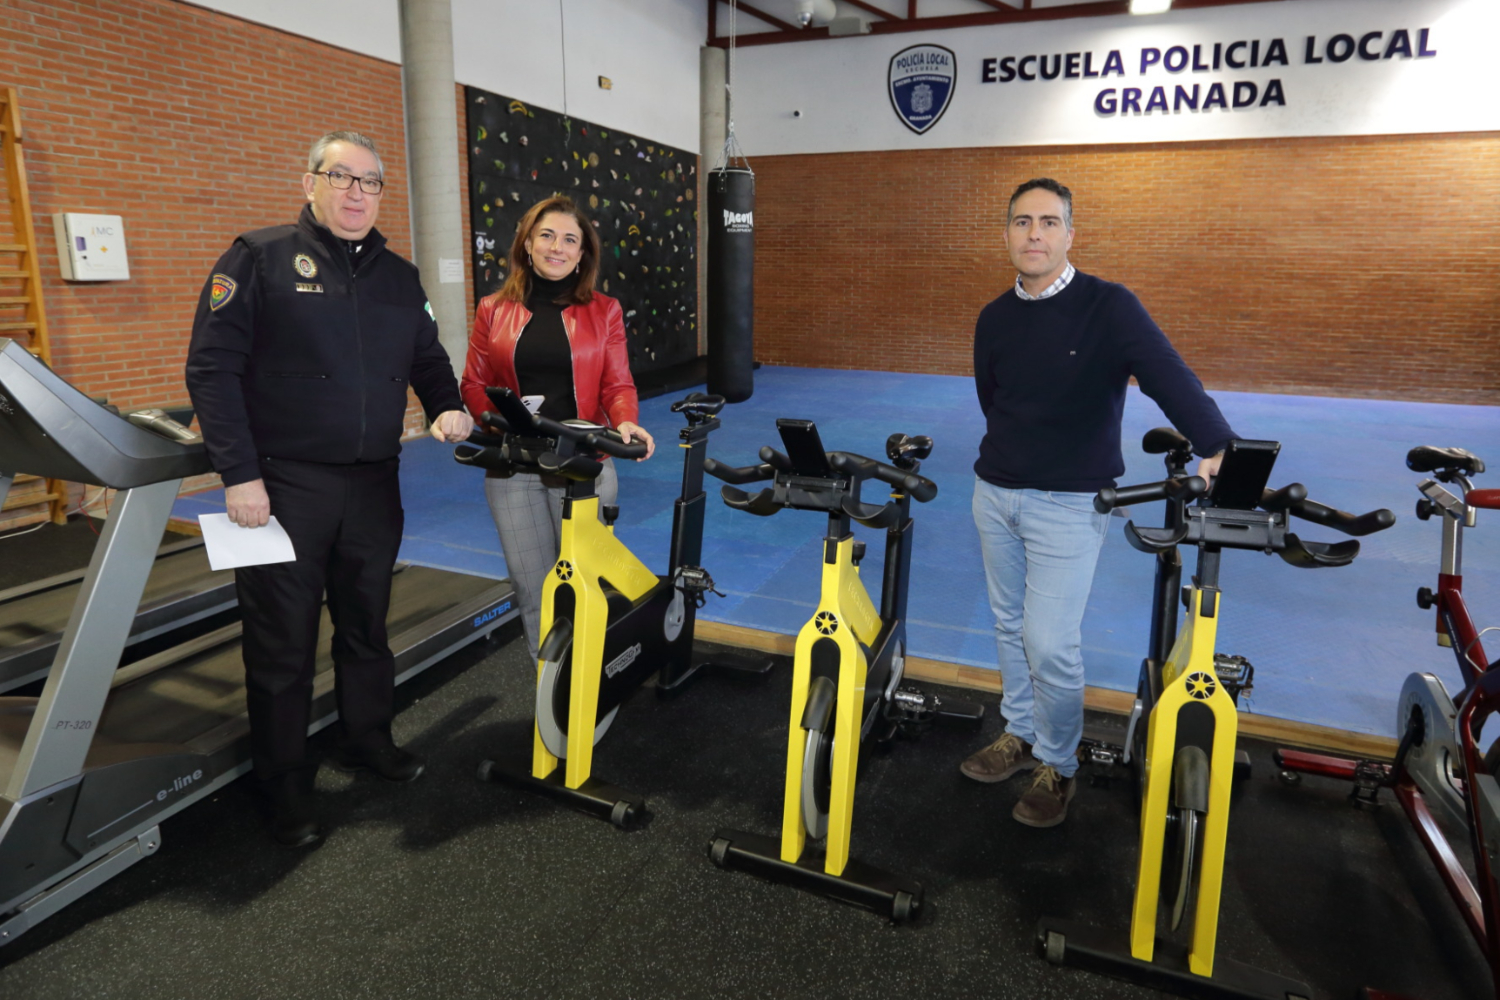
left=617, top=421, right=655, bottom=460
left=1195, top=450, right=1225, bottom=481
left=226, top=479, right=271, bottom=528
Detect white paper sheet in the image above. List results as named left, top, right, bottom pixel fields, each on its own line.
left=198, top=513, right=297, bottom=571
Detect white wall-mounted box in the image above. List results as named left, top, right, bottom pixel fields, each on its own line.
left=52, top=213, right=130, bottom=281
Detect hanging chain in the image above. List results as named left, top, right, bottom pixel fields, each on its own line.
left=560, top=0, right=571, bottom=150
left=714, top=0, right=751, bottom=174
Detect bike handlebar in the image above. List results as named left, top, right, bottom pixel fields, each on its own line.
left=1259, top=483, right=1308, bottom=511
left=1269, top=490, right=1396, bottom=537
left=827, top=452, right=938, bottom=503
left=534, top=412, right=648, bottom=460
left=704, top=449, right=937, bottom=503
left=480, top=405, right=646, bottom=460
left=1093, top=476, right=1207, bottom=514
left=1096, top=476, right=1394, bottom=538
left=704, top=456, right=776, bottom=485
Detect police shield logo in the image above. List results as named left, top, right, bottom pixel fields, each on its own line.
left=209, top=273, right=237, bottom=311
left=889, top=44, right=956, bottom=135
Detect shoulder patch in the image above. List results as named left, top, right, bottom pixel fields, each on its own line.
left=424, top=300, right=435, bottom=321
left=209, top=273, right=238, bottom=312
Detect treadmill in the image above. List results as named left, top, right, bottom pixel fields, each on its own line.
left=0, top=341, right=517, bottom=946
left=0, top=537, right=235, bottom=694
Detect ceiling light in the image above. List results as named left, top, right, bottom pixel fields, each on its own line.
left=1130, top=0, right=1172, bottom=13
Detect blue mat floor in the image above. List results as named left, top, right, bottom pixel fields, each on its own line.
left=173, top=365, right=1499, bottom=739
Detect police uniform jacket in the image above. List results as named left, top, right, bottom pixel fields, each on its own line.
left=186, top=205, right=462, bottom=488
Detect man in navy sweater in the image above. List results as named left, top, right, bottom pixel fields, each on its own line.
left=962, top=178, right=1235, bottom=827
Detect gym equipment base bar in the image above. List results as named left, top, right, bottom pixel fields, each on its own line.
left=708, top=828, right=923, bottom=921
left=477, top=756, right=647, bottom=830
left=654, top=651, right=775, bottom=696
left=1035, top=918, right=1314, bottom=1000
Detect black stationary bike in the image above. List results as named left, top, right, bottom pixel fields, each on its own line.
left=458, top=388, right=771, bottom=828
left=704, top=418, right=983, bottom=921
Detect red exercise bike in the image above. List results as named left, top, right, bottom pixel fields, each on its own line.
left=1275, top=446, right=1500, bottom=999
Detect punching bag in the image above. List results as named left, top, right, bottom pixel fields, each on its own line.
left=706, top=166, right=755, bottom=403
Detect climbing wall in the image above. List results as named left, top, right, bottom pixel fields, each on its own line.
left=465, top=87, right=699, bottom=375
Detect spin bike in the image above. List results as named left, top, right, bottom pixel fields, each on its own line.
left=458, top=387, right=770, bottom=829
left=1275, top=446, right=1500, bottom=999
left=1038, top=429, right=1395, bottom=1000
left=704, top=419, right=983, bottom=922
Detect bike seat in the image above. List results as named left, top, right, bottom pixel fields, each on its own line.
left=1407, top=445, right=1485, bottom=476
left=1469, top=489, right=1500, bottom=511
left=671, top=392, right=725, bottom=417
left=1142, top=426, right=1191, bottom=456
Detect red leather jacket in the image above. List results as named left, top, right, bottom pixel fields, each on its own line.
left=461, top=292, right=639, bottom=429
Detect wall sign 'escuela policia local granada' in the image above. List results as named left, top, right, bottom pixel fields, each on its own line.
left=732, top=0, right=1498, bottom=153
left=981, top=28, right=1436, bottom=118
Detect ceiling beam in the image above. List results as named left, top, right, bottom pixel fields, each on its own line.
left=708, top=0, right=1297, bottom=46
left=841, top=0, right=900, bottom=20
left=732, top=0, right=799, bottom=33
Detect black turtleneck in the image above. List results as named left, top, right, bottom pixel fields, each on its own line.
left=514, top=272, right=578, bottom=422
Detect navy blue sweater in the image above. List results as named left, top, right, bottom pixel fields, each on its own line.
left=973, top=271, right=1235, bottom=492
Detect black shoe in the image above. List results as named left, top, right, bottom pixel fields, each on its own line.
left=329, top=741, right=425, bottom=782
left=262, top=774, right=322, bottom=849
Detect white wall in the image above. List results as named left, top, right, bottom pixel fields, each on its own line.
left=183, top=0, right=708, bottom=151
left=723, top=0, right=1500, bottom=154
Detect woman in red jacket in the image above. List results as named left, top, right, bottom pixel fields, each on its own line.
left=462, top=196, right=654, bottom=660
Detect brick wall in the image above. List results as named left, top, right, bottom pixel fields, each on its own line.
left=0, top=0, right=472, bottom=529
left=2, top=0, right=1494, bottom=534
left=752, top=135, right=1500, bottom=404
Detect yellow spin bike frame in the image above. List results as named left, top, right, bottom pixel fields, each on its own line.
left=1130, top=585, right=1239, bottom=977
left=779, top=533, right=884, bottom=876
left=535, top=492, right=660, bottom=789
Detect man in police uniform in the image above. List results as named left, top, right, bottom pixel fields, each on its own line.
left=186, top=131, right=473, bottom=847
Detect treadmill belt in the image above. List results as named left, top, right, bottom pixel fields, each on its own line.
left=93, top=565, right=500, bottom=748
left=0, top=540, right=234, bottom=692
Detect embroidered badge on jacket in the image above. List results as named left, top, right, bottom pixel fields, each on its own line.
left=209, top=273, right=237, bottom=311
left=292, top=253, right=319, bottom=279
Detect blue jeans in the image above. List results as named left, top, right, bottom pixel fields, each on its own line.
left=972, top=478, right=1110, bottom=778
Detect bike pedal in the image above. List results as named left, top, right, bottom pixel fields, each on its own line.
left=1347, top=760, right=1390, bottom=808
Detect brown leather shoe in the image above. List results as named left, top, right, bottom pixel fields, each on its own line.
left=1013, top=764, right=1076, bottom=828
left=959, top=732, right=1038, bottom=783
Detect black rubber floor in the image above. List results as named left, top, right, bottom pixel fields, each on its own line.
left=0, top=520, right=1486, bottom=999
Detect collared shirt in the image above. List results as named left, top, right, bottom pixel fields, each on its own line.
left=1014, top=262, right=1076, bottom=301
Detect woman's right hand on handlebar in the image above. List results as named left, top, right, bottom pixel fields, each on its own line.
left=617, top=421, right=655, bottom=460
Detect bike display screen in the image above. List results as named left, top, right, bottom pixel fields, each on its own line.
left=1207, top=439, right=1280, bottom=510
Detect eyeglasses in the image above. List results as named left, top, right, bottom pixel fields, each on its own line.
left=314, top=170, right=384, bottom=195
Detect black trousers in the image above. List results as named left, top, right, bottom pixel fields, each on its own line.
left=236, top=457, right=403, bottom=780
